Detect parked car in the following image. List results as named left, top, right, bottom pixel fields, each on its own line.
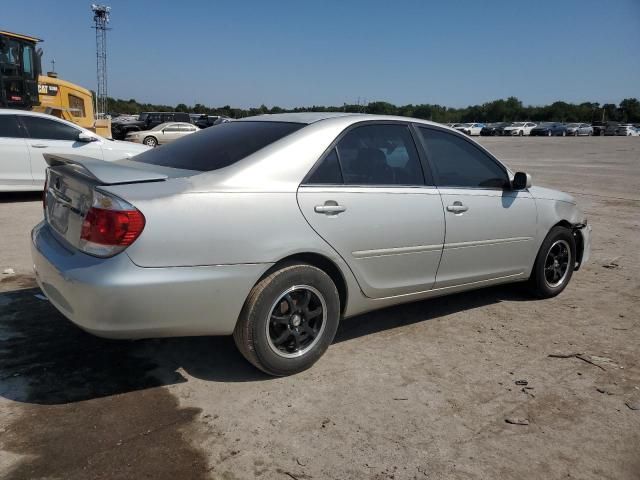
left=0, top=109, right=148, bottom=192
left=111, top=111, right=192, bottom=140
left=457, top=123, right=485, bottom=136
left=591, top=121, right=607, bottom=136
left=125, top=122, right=199, bottom=147
left=615, top=124, right=640, bottom=136
left=604, top=122, right=620, bottom=136
left=565, top=123, right=593, bottom=136
left=194, top=115, right=232, bottom=129
left=502, top=122, right=537, bottom=136
left=480, top=122, right=510, bottom=136
left=32, top=113, right=591, bottom=375
left=529, top=123, right=568, bottom=136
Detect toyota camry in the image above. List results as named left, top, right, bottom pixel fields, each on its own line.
left=32, top=113, right=591, bottom=375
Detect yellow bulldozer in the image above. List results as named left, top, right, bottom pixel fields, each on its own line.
left=0, top=29, right=111, bottom=137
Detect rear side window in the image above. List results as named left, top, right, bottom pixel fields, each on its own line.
left=0, top=115, right=24, bottom=138
left=133, top=121, right=305, bottom=171
left=336, top=124, right=424, bottom=186
left=21, top=116, right=80, bottom=141
left=307, top=148, right=342, bottom=184
left=418, top=127, right=508, bottom=188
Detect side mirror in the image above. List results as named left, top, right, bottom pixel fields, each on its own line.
left=512, top=171, right=532, bottom=190
left=77, top=132, right=98, bottom=142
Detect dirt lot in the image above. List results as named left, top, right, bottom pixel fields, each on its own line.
left=0, top=137, right=638, bottom=480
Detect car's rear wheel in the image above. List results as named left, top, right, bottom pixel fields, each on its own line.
left=143, top=136, right=158, bottom=147
left=233, top=263, right=340, bottom=376
left=528, top=226, right=576, bottom=298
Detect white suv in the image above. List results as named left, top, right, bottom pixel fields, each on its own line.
left=0, top=110, right=149, bottom=192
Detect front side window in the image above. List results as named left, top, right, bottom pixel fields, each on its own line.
left=0, top=115, right=24, bottom=138
left=21, top=116, right=80, bottom=141
left=335, top=124, right=424, bottom=186
left=418, top=127, right=508, bottom=188
left=133, top=121, right=305, bottom=171
left=68, top=94, right=86, bottom=118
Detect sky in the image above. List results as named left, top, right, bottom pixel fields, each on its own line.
left=2, top=0, right=639, bottom=108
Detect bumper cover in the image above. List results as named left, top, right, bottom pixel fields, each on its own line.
left=31, top=222, right=270, bottom=339
left=574, top=223, right=592, bottom=269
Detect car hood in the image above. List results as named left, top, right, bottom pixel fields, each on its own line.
left=529, top=186, right=576, bottom=204
left=126, top=129, right=154, bottom=136
left=103, top=139, right=151, bottom=154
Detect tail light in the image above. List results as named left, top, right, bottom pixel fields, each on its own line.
left=79, top=190, right=145, bottom=257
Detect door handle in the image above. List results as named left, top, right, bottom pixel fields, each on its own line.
left=31, top=144, right=48, bottom=148
left=446, top=202, right=468, bottom=213
left=314, top=202, right=346, bottom=215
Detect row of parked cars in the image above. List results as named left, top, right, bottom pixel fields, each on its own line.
left=111, top=111, right=231, bottom=142
left=448, top=121, right=640, bottom=137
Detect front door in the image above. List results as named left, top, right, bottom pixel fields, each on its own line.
left=0, top=114, right=32, bottom=189
left=297, top=123, right=445, bottom=298
left=416, top=126, right=537, bottom=288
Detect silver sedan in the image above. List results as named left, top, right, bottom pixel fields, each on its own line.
left=32, top=113, right=591, bottom=375
left=125, top=122, right=199, bottom=147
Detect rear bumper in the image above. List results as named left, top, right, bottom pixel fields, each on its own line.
left=31, top=222, right=270, bottom=339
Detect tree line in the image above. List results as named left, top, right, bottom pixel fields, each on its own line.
left=106, top=96, right=640, bottom=124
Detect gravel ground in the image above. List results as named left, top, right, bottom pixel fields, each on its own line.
left=0, top=136, right=638, bottom=480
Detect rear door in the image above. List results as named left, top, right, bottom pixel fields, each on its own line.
left=0, top=114, right=32, bottom=189
left=297, top=122, right=445, bottom=298
left=416, top=126, right=537, bottom=288
left=19, top=115, right=105, bottom=187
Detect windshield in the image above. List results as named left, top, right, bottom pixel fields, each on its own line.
left=511, top=123, right=525, bottom=127
left=566, top=123, right=580, bottom=127
left=133, top=121, right=306, bottom=172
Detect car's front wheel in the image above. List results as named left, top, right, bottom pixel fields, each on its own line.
left=234, top=263, right=341, bottom=376
left=528, top=226, right=576, bottom=298
left=143, top=136, right=158, bottom=147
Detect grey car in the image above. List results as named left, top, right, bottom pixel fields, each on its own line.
left=31, top=113, right=591, bottom=376
left=565, top=123, right=593, bottom=136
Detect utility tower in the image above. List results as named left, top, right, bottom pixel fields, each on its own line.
left=91, top=4, right=111, bottom=118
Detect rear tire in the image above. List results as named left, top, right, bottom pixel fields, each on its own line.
left=528, top=226, right=576, bottom=298
left=233, top=263, right=340, bottom=376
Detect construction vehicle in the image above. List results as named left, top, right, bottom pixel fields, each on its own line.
left=0, top=30, right=111, bottom=137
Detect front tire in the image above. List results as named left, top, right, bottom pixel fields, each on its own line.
left=528, top=226, right=576, bottom=298
left=233, top=263, right=341, bottom=376
left=143, top=136, right=158, bottom=147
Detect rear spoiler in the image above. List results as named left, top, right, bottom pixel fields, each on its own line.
left=44, top=153, right=168, bottom=185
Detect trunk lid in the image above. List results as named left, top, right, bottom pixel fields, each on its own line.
left=43, top=153, right=191, bottom=250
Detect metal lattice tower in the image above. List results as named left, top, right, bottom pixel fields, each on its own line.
left=91, top=4, right=111, bottom=118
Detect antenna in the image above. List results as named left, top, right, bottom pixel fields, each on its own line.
left=91, top=4, right=111, bottom=118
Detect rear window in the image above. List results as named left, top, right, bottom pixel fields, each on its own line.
left=132, top=121, right=305, bottom=171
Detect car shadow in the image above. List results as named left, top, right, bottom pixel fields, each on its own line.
left=0, top=192, right=42, bottom=203
left=0, top=281, right=534, bottom=406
